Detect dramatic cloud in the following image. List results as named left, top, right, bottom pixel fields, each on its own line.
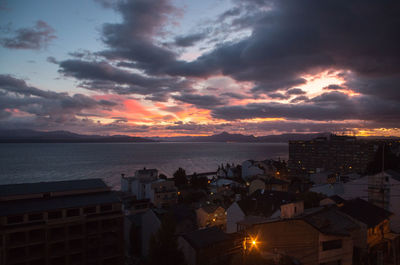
left=212, top=92, right=400, bottom=124
left=0, top=75, right=117, bottom=126
left=174, top=33, right=207, bottom=47
left=172, top=93, right=223, bottom=109
left=0, top=20, right=56, bottom=50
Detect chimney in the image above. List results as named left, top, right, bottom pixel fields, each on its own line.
left=280, top=201, right=304, bottom=219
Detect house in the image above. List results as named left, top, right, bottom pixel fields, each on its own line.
left=341, top=170, right=400, bottom=233
left=246, top=205, right=361, bottom=265
left=121, top=168, right=158, bottom=200
left=196, top=205, right=226, bottom=230
left=320, top=195, right=346, bottom=207
left=309, top=182, right=345, bottom=197
left=150, top=179, right=178, bottom=208
left=249, top=177, right=289, bottom=194
left=338, top=198, right=398, bottom=264
left=178, top=226, right=243, bottom=265
left=226, top=190, right=297, bottom=233
left=241, top=160, right=264, bottom=180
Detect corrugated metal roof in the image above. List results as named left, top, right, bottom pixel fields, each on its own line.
left=0, top=178, right=108, bottom=197
left=0, top=191, right=120, bottom=216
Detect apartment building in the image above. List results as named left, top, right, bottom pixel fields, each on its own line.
left=0, top=178, right=123, bottom=265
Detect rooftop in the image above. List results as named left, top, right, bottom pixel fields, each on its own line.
left=339, top=198, right=392, bottom=228
left=0, top=178, right=108, bottom=198
left=182, top=226, right=232, bottom=249
left=0, top=191, right=120, bottom=216
left=303, top=207, right=360, bottom=236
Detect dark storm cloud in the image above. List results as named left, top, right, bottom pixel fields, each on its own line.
left=221, top=92, right=249, bottom=100
left=162, top=0, right=400, bottom=97
left=212, top=91, right=400, bottom=123
left=286, top=88, right=306, bottom=95
left=323, top=84, right=345, bottom=91
left=58, top=59, right=192, bottom=97
left=97, top=0, right=179, bottom=74
left=172, top=93, right=223, bottom=108
left=0, top=20, right=56, bottom=50
left=0, top=74, right=117, bottom=124
left=268, top=93, right=289, bottom=100
left=174, top=33, right=207, bottom=47
left=290, top=96, right=308, bottom=103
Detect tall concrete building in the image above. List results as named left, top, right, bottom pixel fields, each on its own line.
left=288, top=134, right=376, bottom=175
left=0, top=179, right=124, bottom=265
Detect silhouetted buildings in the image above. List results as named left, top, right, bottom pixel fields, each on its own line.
left=0, top=179, right=123, bottom=265
left=288, top=134, right=376, bottom=175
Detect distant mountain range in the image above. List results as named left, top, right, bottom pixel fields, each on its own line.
left=0, top=129, right=155, bottom=143
left=0, top=129, right=397, bottom=143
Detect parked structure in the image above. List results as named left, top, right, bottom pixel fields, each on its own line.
left=0, top=179, right=124, bottom=265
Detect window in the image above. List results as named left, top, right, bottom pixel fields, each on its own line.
left=28, top=213, right=43, bottom=222
left=100, top=204, right=113, bottom=212
left=66, top=208, right=80, bottom=217
left=7, top=215, right=24, bottom=224
left=322, top=240, right=342, bottom=251
left=84, top=206, right=96, bottom=214
left=48, top=210, right=62, bottom=220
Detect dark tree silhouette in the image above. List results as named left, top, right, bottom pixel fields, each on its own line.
left=366, top=144, right=400, bottom=174
left=147, top=213, right=186, bottom=265
left=173, top=167, right=187, bottom=188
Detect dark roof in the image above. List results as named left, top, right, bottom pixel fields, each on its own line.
left=127, top=212, right=144, bottom=227
left=237, top=191, right=297, bottom=216
left=0, top=178, right=108, bottom=197
left=182, top=226, right=231, bottom=249
left=265, top=178, right=289, bottom=185
left=339, top=198, right=392, bottom=228
left=0, top=191, right=120, bottom=216
left=201, top=205, right=222, bottom=213
left=328, top=195, right=346, bottom=204
left=303, top=207, right=360, bottom=236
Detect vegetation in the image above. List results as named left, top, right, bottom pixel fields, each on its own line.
left=173, top=167, right=188, bottom=188
left=366, top=143, right=400, bottom=174
left=147, top=213, right=186, bottom=265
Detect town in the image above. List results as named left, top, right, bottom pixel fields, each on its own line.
left=1, top=135, right=400, bottom=265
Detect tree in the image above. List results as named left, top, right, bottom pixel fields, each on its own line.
left=173, top=167, right=187, bottom=188
left=296, top=191, right=326, bottom=209
left=147, top=213, right=186, bottom=265
left=366, top=144, right=400, bottom=174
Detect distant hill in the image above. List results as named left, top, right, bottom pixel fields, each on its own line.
left=151, top=132, right=331, bottom=143
left=0, top=129, right=155, bottom=143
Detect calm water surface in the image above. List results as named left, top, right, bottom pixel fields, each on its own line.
left=0, top=142, right=288, bottom=188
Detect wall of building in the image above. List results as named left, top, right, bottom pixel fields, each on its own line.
left=318, top=234, right=353, bottom=265
left=249, top=179, right=265, bottom=195
left=141, top=209, right=161, bottom=257
left=251, top=220, right=320, bottom=265
left=226, top=202, right=245, bottom=233
left=178, top=237, right=197, bottom=265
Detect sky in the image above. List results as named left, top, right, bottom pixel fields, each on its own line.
left=0, top=0, right=399, bottom=137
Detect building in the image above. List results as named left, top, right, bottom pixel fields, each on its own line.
left=341, top=170, right=400, bottom=233
left=196, top=205, right=226, bottom=230
left=150, top=179, right=178, bottom=208
left=288, top=134, right=376, bottom=175
left=121, top=169, right=178, bottom=208
left=121, top=168, right=158, bottom=199
left=249, top=177, right=289, bottom=194
left=178, top=226, right=242, bottom=265
left=226, top=190, right=297, bottom=233
left=338, top=198, right=398, bottom=264
left=0, top=179, right=124, bottom=265
left=245, top=205, right=361, bottom=265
